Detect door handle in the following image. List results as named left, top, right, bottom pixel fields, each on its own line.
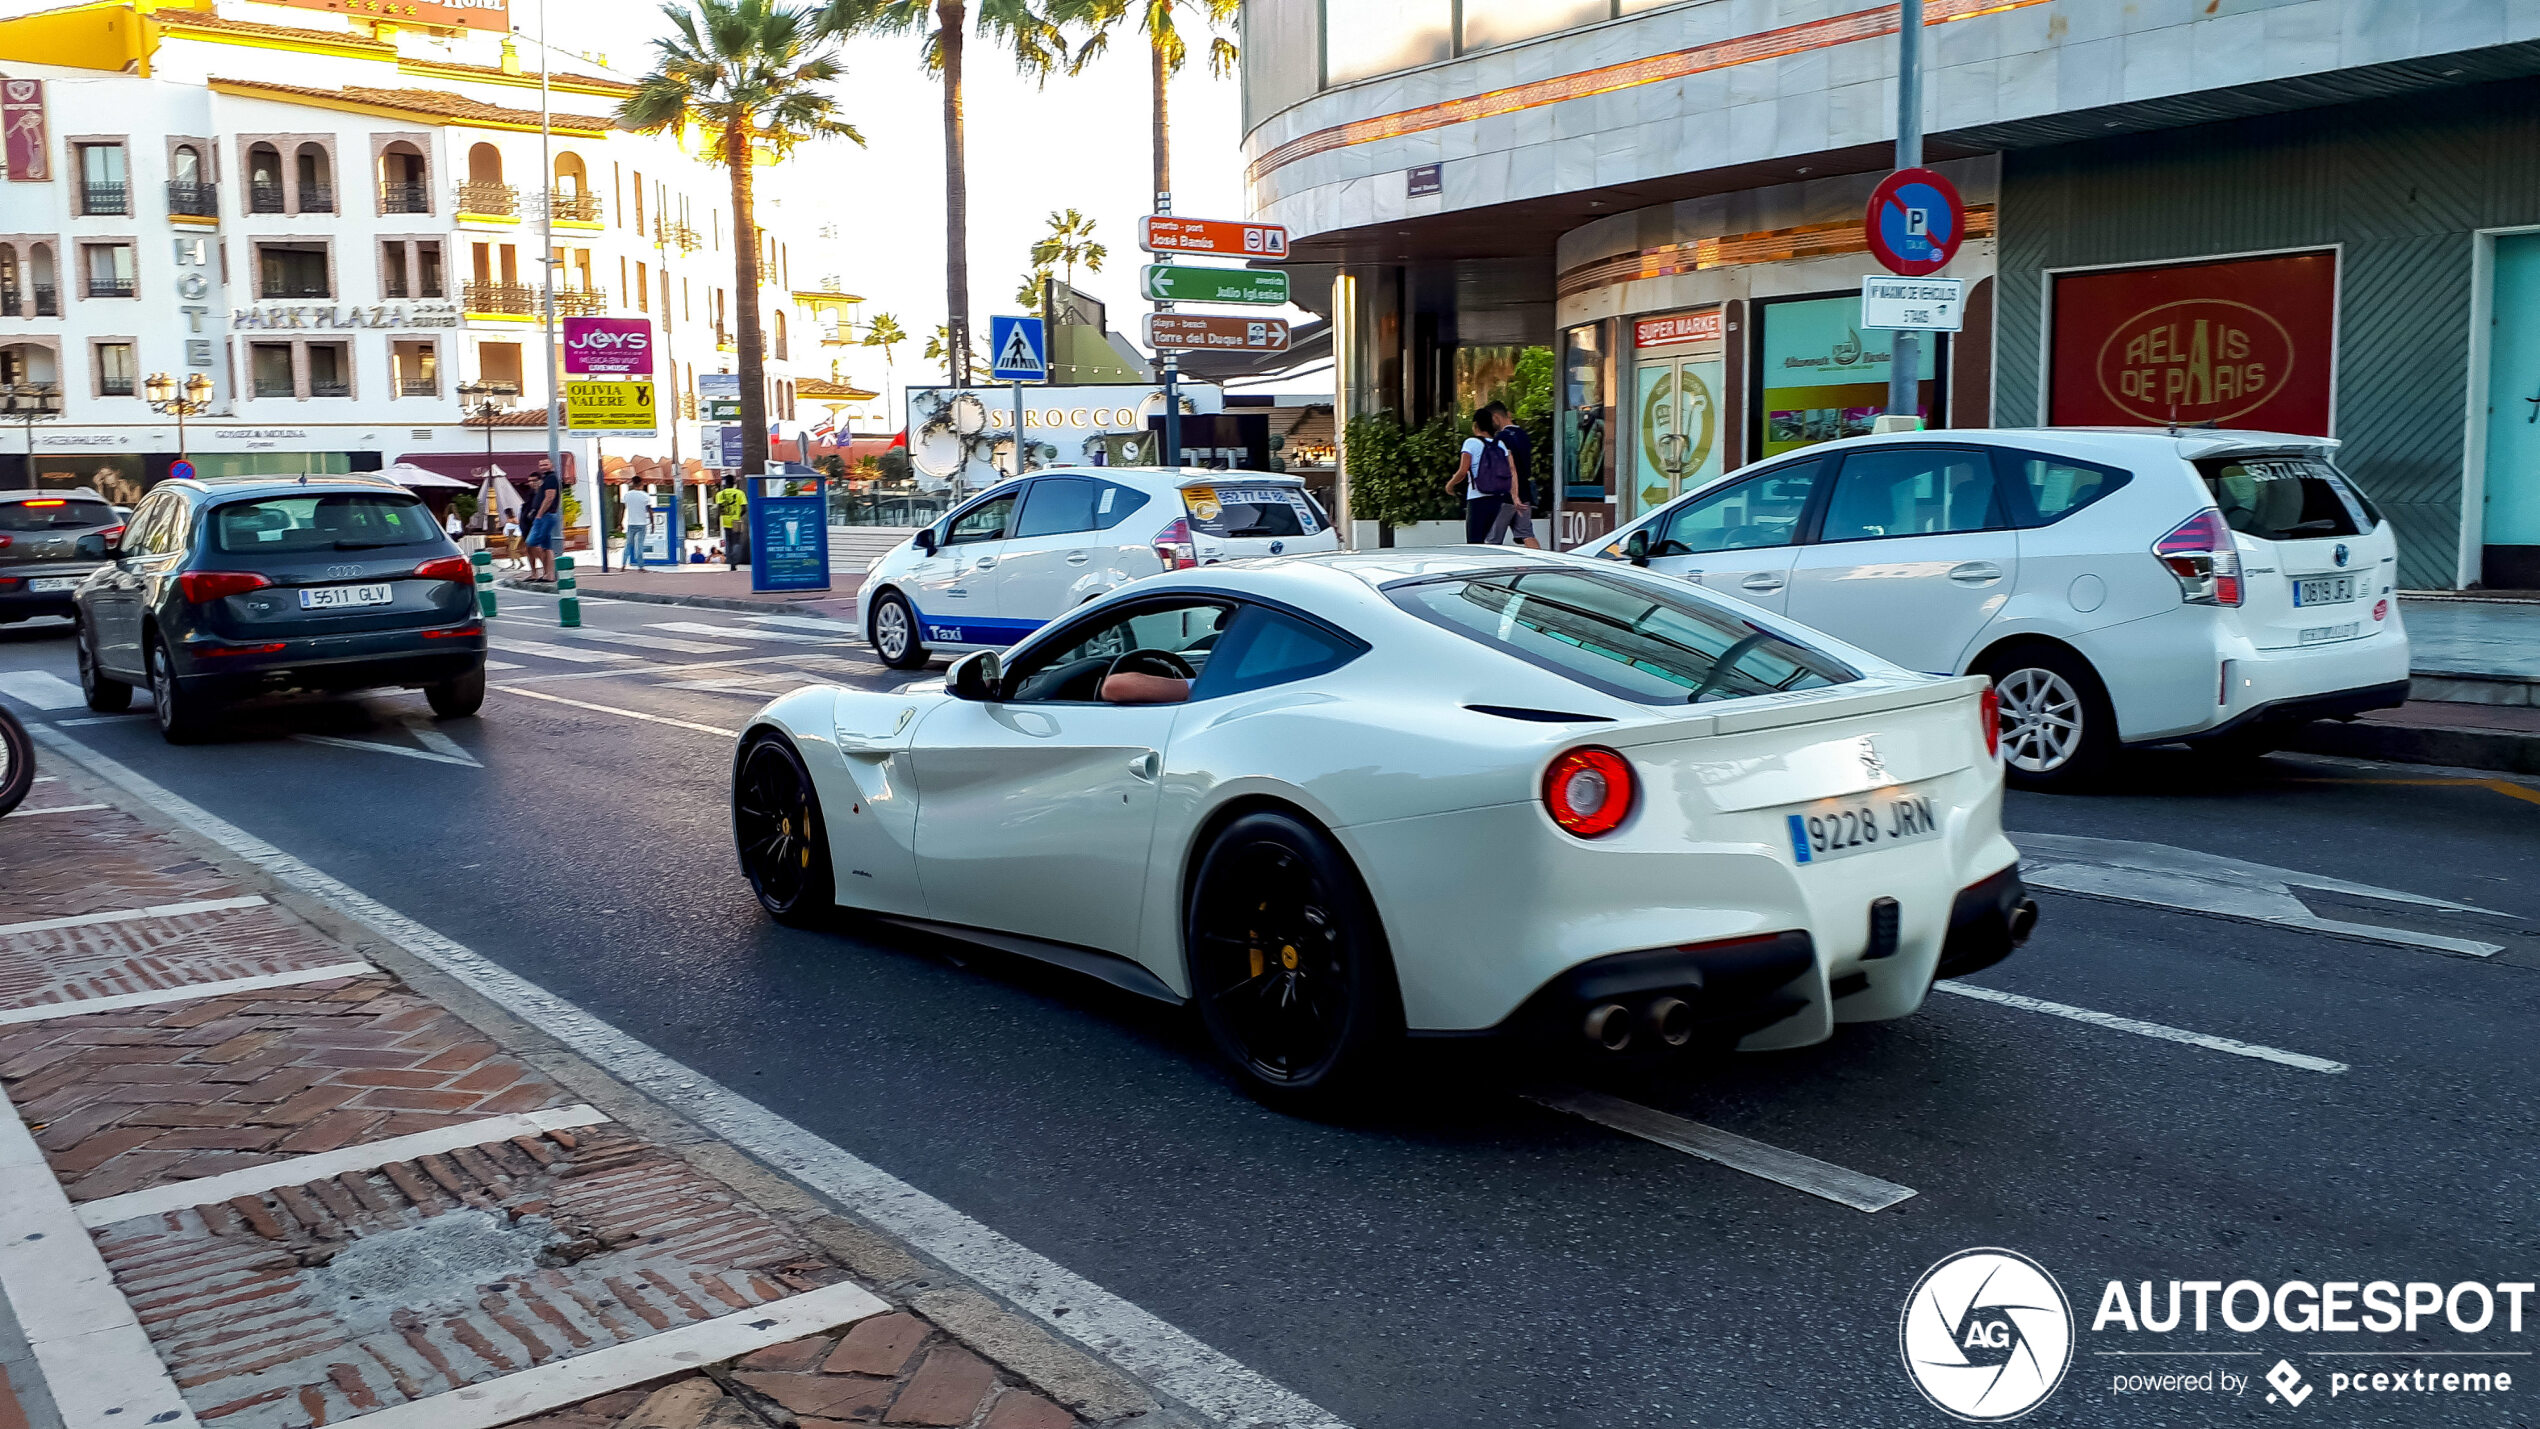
left=1948, top=561, right=2002, bottom=583
left=1128, top=750, right=1159, bottom=780
left=1741, top=574, right=1784, bottom=592
left=1066, top=552, right=1091, bottom=565
left=972, top=556, right=996, bottom=570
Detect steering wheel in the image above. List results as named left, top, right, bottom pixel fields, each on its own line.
left=1103, top=648, right=1197, bottom=684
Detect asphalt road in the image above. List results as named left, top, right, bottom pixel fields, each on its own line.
left=3, top=592, right=2535, bottom=1429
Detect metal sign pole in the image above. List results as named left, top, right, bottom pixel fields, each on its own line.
left=1157, top=192, right=1180, bottom=469
left=1888, top=0, right=1924, bottom=421
left=1012, top=378, right=1024, bottom=476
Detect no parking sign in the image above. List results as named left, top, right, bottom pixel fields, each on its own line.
left=1864, top=167, right=1966, bottom=277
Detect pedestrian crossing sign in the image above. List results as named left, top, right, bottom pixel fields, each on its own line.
left=988, top=315, right=1047, bottom=382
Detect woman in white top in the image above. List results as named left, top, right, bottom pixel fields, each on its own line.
left=1443, top=411, right=1505, bottom=544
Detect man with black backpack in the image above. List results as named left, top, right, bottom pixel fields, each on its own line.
left=1483, top=401, right=1544, bottom=548
left=1445, top=411, right=1510, bottom=543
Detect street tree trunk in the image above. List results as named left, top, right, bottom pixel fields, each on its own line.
left=940, top=0, right=972, bottom=387
left=726, top=119, right=769, bottom=475
left=1149, top=35, right=1169, bottom=202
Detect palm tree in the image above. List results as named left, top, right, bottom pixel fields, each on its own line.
left=1048, top=0, right=1235, bottom=203
left=1028, top=207, right=1104, bottom=288
left=621, top=0, right=861, bottom=478
left=926, top=324, right=987, bottom=383
left=862, top=309, right=906, bottom=421
left=1014, top=268, right=1050, bottom=310
left=824, top=0, right=1066, bottom=388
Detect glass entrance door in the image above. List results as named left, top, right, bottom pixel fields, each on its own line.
left=2486, top=232, right=2540, bottom=582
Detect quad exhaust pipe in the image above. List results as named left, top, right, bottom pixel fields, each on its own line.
left=1583, top=995, right=1698, bottom=1052
left=1583, top=1003, right=1633, bottom=1051
left=2008, top=898, right=2039, bottom=945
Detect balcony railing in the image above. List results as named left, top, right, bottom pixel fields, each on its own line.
left=248, top=182, right=286, bottom=214
left=165, top=180, right=218, bottom=217
left=399, top=378, right=438, bottom=396
left=100, top=378, right=134, bottom=397
left=308, top=380, right=350, bottom=398
left=552, top=287, right=608, bottom=316
left=298, top=185, right=335, bottom=214
left=30, top=284, right=57, bottom=317
left=456, top=181, right=518, bottom=217
left=380, top=181, right=431, bottom=214
left=80, top=182, right=128, bottom=216
left=550, top=190, right=601, bottom=222
left=260, top=279, right=332, bottom=299
left=664, top=220, right=702, bottom=252
left=251, top=377, right=295, bottom=399
left=462, top=280, right=537, bottom=316
left=87, top=277, right=135, bottom=298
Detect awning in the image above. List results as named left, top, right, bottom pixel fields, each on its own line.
left=382, top=462, right=473, bottom=489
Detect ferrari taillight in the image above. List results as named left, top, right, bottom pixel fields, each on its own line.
left=1152, top=517, right=1197, bottom=571
left=178, top=570, right=272, bottom=602
left=1544, top=747, right=1635, bottom=838
left=1980, top=687, right=2001, bottom=759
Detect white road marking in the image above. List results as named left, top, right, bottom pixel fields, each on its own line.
left=491, top=684, right=741, bottom=737
left=2016, top=832, right=2508, bottom=958
left=343, top=1281, right=887, bottom=1429
left=1934, top=980, right=2349, bottom=1074
left=29, top=725, right=1353, bottom=1429
left=1, top=803, right=105, bottom=819
left=555, top=627, right=739, bottom=654
left=75, top=1104, right=612, bottom=1228
left=0, top=894, right=267, bottom=938
left=401, top=716, right=478, bottom=764
left=0, top=961, right=375, bottom=1025
left=654, top=678, right=791, bottom=697
left=743, top=615, right=855, bottom=635
left=1525, top=1088, right=1917, bottom=1213
left=0, top=671, right=84, bottom=711
left=53, top=715, right=141, bottom=727
left=486, top=659, right=524, bottom=670
left=291, top=732, right=479, bottom=766
left=489, top=638, right=637, bottom=665
left=0, top=1082, right=204, bottom=1428
left=650, top=620, right=843, bottom=644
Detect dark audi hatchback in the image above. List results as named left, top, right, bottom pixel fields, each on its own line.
left=72, top=476, right=487, bottom=742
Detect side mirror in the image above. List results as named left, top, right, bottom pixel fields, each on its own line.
left=913, top=527, right=938, bottom=555
left=1624, top=529, right=1652, bottom=567
left=948, top=649, right=1002, bottom=702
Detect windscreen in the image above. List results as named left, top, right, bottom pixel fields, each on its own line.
left=1389, top=568, right=1858, bottom=705
left=212, top=493, right=439, bottom=554
left=2196, top=454, right=2376, bottom=541
left=0, top=499, right=114, bottom=531
left=1183, top=484, right=1320, bottom=538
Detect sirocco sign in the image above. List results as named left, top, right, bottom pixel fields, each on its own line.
left=562, top=316, right=652, bottom=378
left=2049, top=251, right=2336, bottom=434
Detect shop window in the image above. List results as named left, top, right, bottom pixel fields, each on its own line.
left=1325, top=0, right=1450, bottom=85
left=1756, top=293, right=1939, bottom=460
left=1461, top=0, right=1607, bottom=50
left=1561, top=324, right=1607, bottom=499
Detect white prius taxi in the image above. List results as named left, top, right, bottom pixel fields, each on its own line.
left=735, top=550, right=2034, bottom=1106
left=1591, top=428, right=2410, bottom=788
left=856, top=467, right=1340, bottom=669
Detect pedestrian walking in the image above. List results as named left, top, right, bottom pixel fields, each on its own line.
left=715, top=480, right=749, bottom=570
left=523, top=459, right=563, bottom=582
left=1445, top=412, right=1507, bottom=544
left=1483, top=402, right=1544, bottom=549
left=621, top=483, right=655, bottom=568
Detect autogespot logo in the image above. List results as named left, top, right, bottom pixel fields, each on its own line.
left=1901, top=1248, right=2076, bottom=1421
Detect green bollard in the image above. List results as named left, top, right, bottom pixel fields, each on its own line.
left=557, top=554, right=580, bottom=628
left=470, top=548, right=496, bottom=619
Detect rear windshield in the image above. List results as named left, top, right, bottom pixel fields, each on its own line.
left=212, top=493, right=439, bottom=554
left=0, top=499, right=114, bottom=531
left=2196, top=455, right=2376, bottom=541
left=1182, top=483, right=1320, bottom=539
left=1388, top=568, right=1858, bottom=706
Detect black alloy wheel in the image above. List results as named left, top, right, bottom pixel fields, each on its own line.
left=77, top=622, right=131, bottom=712
left=733, top=735, right=834, bottom=925
left=1187, top=810, right=1401, bottom=1108
left=148, top=638, right=211, bottom=744
left=426, top=665, right=486, bottom=718
left=0, top=702, right=30, bottom=818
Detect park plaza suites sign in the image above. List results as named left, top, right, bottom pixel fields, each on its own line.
left=231, top=302, right=460, bottom=331
left=2050, top=250, right=2337, bottom=434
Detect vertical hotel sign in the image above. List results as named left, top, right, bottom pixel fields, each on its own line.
left=3, top=79, right=47, bottom=182
left=2049, top=251, right=2337, bottom=434
left=266, top=0, right=511, bottom=30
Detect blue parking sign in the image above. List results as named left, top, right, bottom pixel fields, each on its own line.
left=989, top=316, right=1047, bottom=382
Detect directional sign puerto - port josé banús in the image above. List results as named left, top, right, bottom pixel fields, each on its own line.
left=1144, top=313, right=1292, bottom=352
left=1138, top=215, right=1290, bottom=258
left=1141, top=265, right=1290, bottom=306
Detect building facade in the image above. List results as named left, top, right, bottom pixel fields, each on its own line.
left=0, top=0, right=841, bottom=522
left=1242, top=0, right=2540, bottom=587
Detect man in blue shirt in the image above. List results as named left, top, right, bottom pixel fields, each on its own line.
left=523, top=458, right=564, bottom=581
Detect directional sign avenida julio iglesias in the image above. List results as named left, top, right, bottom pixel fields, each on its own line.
left=1141, top=265, right=1289, bottom=305
left=1145, top=313, right=1291, bottom=352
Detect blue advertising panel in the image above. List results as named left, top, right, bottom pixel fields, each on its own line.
left=748, top=474, right=830, bottom=592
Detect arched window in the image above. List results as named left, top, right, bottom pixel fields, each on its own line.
left=247, top=142, right=283, bottom=213
left=27, top=244, right=55, bottom=317
left=551, top=151, right=594, bottom=221
left=462, top=144, right=513, bottom=218
left=0, top=343, right=61, bottom=388
left=772, top=309, right=788, bottom=361
left=294, top=143, right=333, bottom=213
left=468, top=143, right=503, bottom=186
left=379, top=141, right=429, bottom=214
left=172, top=145, right=200, bottom=184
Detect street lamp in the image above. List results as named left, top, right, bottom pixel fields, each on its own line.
left=2, top=383, right=62, bottom=477
left=142, top=372, right=215, bottom=462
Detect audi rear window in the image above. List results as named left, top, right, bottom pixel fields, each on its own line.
left=212, top=493, right=438, bottom=553
left=0, top=499, right=114, bottom=531
left=1182, top=484, right=1320, bottom=538
left=2196, top=455, right=2373, bottom=541
left=1389, top=568, right=1858, bottom=706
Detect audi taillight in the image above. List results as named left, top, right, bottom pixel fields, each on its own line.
left=1152, top=517, right=1197, bottom=571
left=178, top=571, right=272, bottom=603
left=197, top=641, right=286, bottom=658
left=2153, top=510, right=2242, bottom=606
left=1980, top=687, right=2001, bottom=759
left=97, top=524, right=124, bottom=548
left=1543, top=747, right=1635, bottom=838
left=414, top=556, right=472, bottom=582
left=0, top=534, right=11, bottom=549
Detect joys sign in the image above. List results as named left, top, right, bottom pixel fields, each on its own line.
left=562, top=317, right=652, bottom=378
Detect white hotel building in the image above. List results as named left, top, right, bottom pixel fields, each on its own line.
left=0, top=0, right=839, bottom=518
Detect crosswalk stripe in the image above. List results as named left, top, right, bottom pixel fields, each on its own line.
left=489, top=638, right=635, bottom=665
left=742, top=615, right=857, bottom=635
left=551, top=627, right=738, bottom=655
left=0, top=671, right=87, bottom=711
left=649, top=621, right=843, bottom=644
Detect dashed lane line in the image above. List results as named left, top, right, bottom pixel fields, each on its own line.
left=0, top=962, right=376, bottom=1026
left=26, top=723, right=1354, bottom=1429
left=0, top=894, right=267, bottom=938
left=1525, top=1088, right=1918, bottom=1213
left=1934, top=980, right=2349, bottom=1073
left=541, top=627, right=740, bottom=655
left=490, top=684, right=741, bottom=737
left=650, top=620, right=845, bottom=644
left=488, top=638, right=636, bottom=665
left=743, top=614, right=858, bottom=635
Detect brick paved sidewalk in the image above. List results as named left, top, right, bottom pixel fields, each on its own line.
left=0, top=767, right=1140, bottom=1429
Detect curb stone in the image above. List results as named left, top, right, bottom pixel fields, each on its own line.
left=497, top=578, right=859, bottom=623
